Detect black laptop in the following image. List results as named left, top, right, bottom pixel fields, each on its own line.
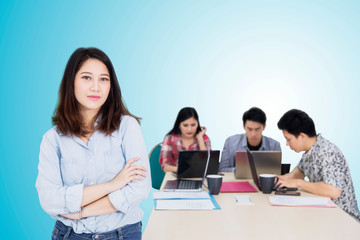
left=163, top=150, right=220, bottom=191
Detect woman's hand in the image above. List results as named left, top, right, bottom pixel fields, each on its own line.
left=109, top=157, right=147, bottom=191
left=196, top=126, right=208, bottom=150
left=196, top=126, right=207, bottom=141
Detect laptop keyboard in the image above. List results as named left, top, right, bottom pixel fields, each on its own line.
left=178, top=180, right=202, bottom=189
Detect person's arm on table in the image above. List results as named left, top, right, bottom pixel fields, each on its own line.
left=162, top=164, right=178, bottom=173
left=277, top=167, right=341, bottom=199
left=278, top=166, right=304, bottom=180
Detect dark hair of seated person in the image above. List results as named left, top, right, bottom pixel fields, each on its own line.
left=242, top=107, right=266, bottom=125
left=167, top=107, right=202, bottom=135
left=277, top=109, right=316, bottom=137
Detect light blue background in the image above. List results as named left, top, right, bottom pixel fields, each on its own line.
left=1, top=1, right=359, bottom=238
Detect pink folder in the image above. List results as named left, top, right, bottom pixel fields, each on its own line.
left=220, top=181, right=258, bottom=193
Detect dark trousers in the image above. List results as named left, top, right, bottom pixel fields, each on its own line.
left=52, top=220, right=142, bottom=240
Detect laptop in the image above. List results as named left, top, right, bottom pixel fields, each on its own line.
left=246, top=149, right=298, bottom=192
left=163, top=150, right=220, bottom=191
left=235, top=151, right=281, bottom=179
left=246, top=149, right=262, bottom=190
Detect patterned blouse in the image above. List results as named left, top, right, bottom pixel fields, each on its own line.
left=298, top=134, right=360, bottom=222
left=159, top=134, right=211, bottom=168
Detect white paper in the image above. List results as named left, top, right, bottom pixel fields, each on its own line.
left=235, top=195, right=254, bottom=205
left=153, top=191, right=210, bottom=199
left=269, top=196, right=330, bottom=206
left=156, top=199, right=215, bottom=210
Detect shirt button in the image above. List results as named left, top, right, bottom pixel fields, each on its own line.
left=94, top=234, right=99, bottom=239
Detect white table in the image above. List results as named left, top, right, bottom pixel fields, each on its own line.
left=143, top=172, right=360, bottom=240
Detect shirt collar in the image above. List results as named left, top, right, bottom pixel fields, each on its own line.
left=241, top=134, right=265, bottom=150
left=94, top=114, right=102, bottom=127
left=57, top=129, right=64, bottom=136
left=303, top=133, right=322, bottom=157
left=240, top=135, right=248, bottom=148
left=174, top=134, right=197, bottom=149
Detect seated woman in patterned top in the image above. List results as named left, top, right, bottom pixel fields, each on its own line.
left=159, top=107, right=212, bottom=173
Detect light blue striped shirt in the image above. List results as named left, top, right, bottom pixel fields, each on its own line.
left=36, top=115, right=151, bottom=234
left=219, top=133, right=281, bottom=172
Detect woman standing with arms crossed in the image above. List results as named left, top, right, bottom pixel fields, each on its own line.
left=36, top=47, right=151, bottom=240
left=159, top=107, right=211, bottom=173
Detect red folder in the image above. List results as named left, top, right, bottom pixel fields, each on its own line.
left=220, top=181, right=258, bottom=193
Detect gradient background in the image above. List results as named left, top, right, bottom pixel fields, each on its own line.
left=1, top=1, right=359, bottom=238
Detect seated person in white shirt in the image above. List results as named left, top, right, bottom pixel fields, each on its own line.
left=219, top=107, right=281, bottom=172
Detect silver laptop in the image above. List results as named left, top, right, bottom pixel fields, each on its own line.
left=235, top=151, right=281, bottom=179
left=163, top=150, right=220, bottom=191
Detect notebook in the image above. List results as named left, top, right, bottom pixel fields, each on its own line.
left=235, top=151, right=281, bottom=179
left=163, top=150, right=220, bottom=191
left=220, top=181, right=258, bottom=193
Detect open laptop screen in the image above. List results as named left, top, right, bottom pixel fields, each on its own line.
left=235, top=151, right=281, bottom=179
left=177, top=150, right=220, bottom=178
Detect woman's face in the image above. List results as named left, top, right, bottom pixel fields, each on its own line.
left=179, top=117, right=198, bottom=139
left=74, top=58, right=111, bottom=115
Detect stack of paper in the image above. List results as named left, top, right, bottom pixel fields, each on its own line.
left=269, top=196, right=336, bottom=207
left=153, top=191, right=221, bottom=210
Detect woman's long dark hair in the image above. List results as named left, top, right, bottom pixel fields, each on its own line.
left=52, top=47, right=140, bottom=136
left=167, top=107, right=202, bottom=135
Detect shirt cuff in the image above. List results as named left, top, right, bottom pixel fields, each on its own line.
left=108, top=189, right=129, bottom=213
left=65, top=184, right=83, bottom=213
